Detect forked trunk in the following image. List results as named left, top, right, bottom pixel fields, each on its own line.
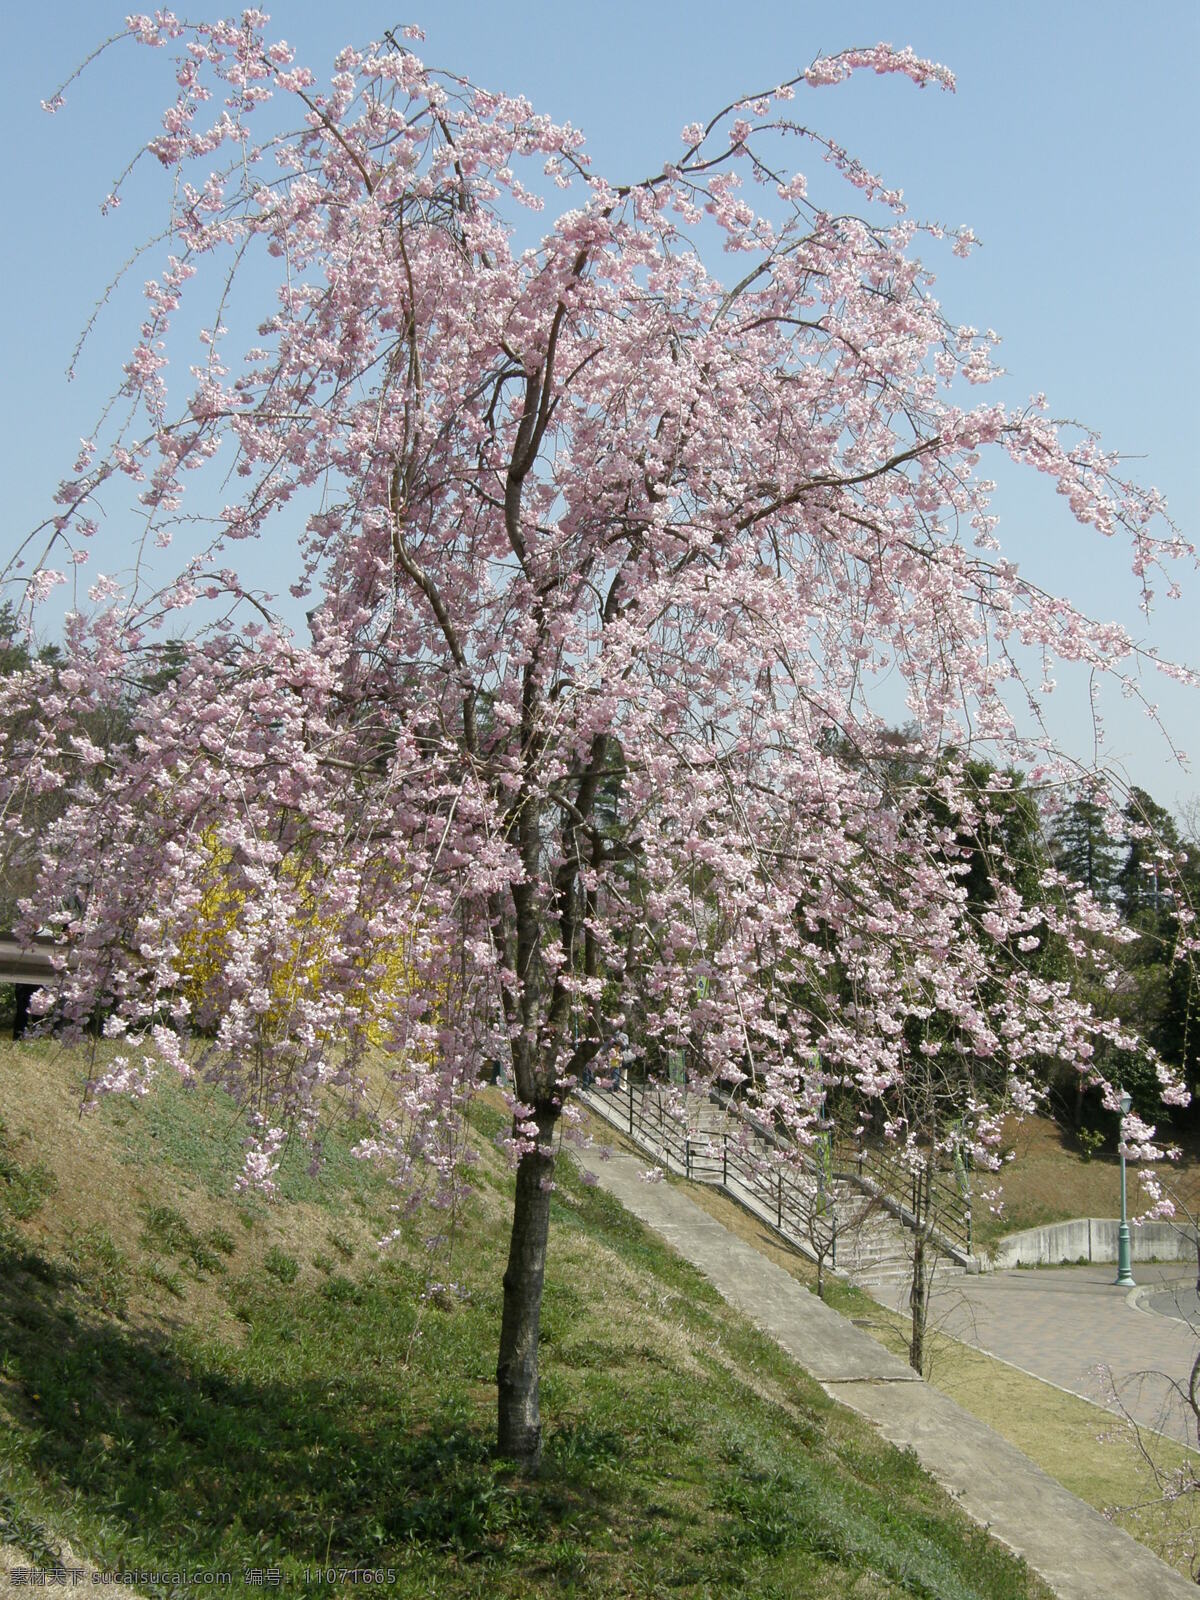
left=496, top=1102, right=559, bottom=1467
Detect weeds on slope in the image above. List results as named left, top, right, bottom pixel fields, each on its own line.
left=0, top=1042, right=1049, bottom=1599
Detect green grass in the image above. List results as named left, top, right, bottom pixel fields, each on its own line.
left=263, top=1245, right=300, bottom=1284
left=63, top=1225, right=133, bottom=1318
left=101, top=1067, right=381, bottom=1213
left=0, top=1043, right=1052, bottom=1598
left=0, top=1115, right=58, bottom=1221
left=139, top=1203, right=235, bottom=1277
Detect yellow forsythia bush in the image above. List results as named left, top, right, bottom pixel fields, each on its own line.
left=173, top=830, right=423, bottom=1044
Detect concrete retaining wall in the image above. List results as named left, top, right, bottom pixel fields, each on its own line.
left=991, top=1216, right=1198, bottom=1268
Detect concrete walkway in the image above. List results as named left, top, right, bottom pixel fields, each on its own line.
left=576, top=1146, right=1196, bottom=1600
left=872, top=1261, right=1200, bottom=1447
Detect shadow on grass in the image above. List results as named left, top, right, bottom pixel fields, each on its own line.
left=0, top=1115, right=1052, bottom=1600
left=0, top=1230, right=620, bottom=1581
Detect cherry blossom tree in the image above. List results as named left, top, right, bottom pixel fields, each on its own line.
left=1, top=14, right=1195, bottom=1466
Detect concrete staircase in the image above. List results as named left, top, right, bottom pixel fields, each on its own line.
left=828, top=1184, right=967, bottom=1287
left=579, top=1078, right=975, bottom=1290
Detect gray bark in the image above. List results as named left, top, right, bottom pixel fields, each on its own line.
left=496, top=1102, right=559, bottom=1467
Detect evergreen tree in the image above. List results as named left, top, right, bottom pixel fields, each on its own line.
left=1048, top=794, right=1122, bottom=902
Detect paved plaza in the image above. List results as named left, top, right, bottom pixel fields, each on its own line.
left=872, top=1260, right=1200, bottom=1447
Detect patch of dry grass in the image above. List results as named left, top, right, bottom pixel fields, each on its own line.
left=0, top=1037, right=449, bottom=1362
left=977, top=1113, right=1200, bottom=1248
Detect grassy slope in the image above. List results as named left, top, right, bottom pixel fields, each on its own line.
left=0, top=1039, right=1051, bottom=1600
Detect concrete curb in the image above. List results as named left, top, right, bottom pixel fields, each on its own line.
left=575, top=1147, right=1196, bottom=1600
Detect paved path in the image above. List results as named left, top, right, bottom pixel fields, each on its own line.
left=575, top=1146, right=1196, bottom=1599
left=871, top=1261, right=1200, bottom=1446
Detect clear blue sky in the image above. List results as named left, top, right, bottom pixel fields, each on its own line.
left=3, top=2, right=1197, bottom=814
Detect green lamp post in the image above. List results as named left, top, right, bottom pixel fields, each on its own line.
left=1115, top=1089, right=1135, bottom=1288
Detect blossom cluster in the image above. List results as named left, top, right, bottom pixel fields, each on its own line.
left=4, top=17, right=1193, bottom=1206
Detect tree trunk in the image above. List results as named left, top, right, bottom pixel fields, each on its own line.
left=909, top=1230, right=927, bottom=1375
left=496, top=1102, right=559, bottom=1468
left=12, top=983, right=34, bottom=1041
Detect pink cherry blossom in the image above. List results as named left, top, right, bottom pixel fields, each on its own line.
left=2, top=18, right=1193, bottom=1466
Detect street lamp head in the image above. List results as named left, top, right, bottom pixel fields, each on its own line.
left=1119, top=1089, right=1132, bottom=1116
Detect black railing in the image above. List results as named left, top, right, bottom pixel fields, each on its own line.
left=702, top=1082, right=973, bottom=1262
left=579, top=1076, right=974, bottom=1271
left=837, top=1136, right=973, bottom=1258
left=581, top=1078, right=837, bottom=1265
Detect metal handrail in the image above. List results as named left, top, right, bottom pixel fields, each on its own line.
left=582, top=1078, right=837, bottom=1265
left=580, top=1075, right=975, bottom=1269
left=0, top=932, right=57, bottom=987
left=704, top=1081, right=974, bottom=1260
left=838, top=1136, right=973, bottom=1257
